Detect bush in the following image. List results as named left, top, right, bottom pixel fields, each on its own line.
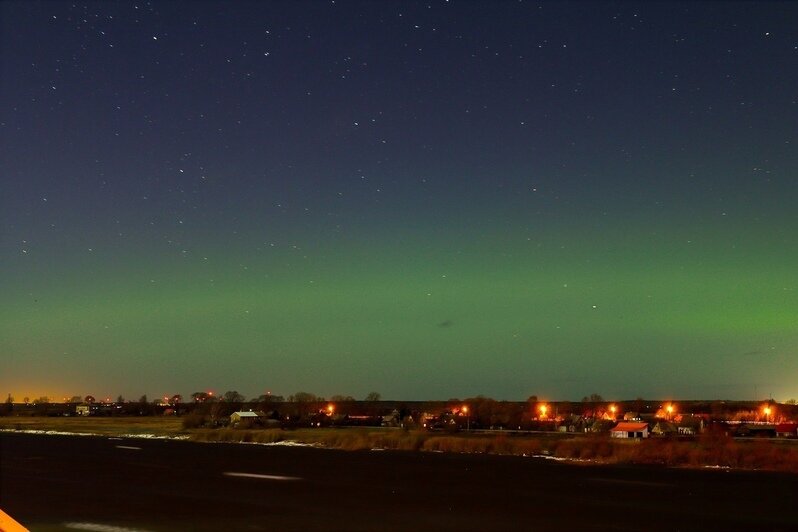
left=181, top=411, right=207, bottom=429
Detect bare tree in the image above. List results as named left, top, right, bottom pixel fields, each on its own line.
left=291, top=391, right=318, bottom=403
left=1, top=394, right=12, bottom=416
left=191, top=392, right=211, bottom=403
left=330, top=394, right=355, bottom=402
left=222, top=390, right=245, bottom=403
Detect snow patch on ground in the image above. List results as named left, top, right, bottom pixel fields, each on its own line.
left=264, top=440, right=321, bottom=447
left=119, top=433, right=190, bottom=440
left=0, top=428, right=188, bottom=440
left=202, top=439, right=322, bottom=448
left=530, top=453, right=595, bottom=463
left=1, top=428, right=98, bottom=437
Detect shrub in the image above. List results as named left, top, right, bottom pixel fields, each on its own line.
left=181, top=411, right=207, bottom=429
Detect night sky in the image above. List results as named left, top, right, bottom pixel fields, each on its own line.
left=3, top=1, right=797, bottom=402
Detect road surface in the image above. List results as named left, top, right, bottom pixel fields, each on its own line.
left=1, top=432, right=797, bottom=531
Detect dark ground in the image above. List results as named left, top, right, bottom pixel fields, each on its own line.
left=1, top=432, right=797, bottom=531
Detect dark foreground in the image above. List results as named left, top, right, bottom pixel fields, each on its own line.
left=1, top=433, right=797, bottom=531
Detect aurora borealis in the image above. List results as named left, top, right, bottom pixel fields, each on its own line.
left=2, top=1, right=797, bottom=401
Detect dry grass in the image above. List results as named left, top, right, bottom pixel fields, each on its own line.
left=189, top=428, right=428, bottom=451
left=5, top=417, right=798, bottom=472
left=0, top=416, right=183, bottom=436
left=598, top=435, right=798, bottom=472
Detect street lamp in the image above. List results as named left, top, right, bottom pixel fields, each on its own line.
left=462, top=405, right=470, bottom=431
left=666, top=404, right=675, bottom=421
left=764, top=406, right=772, bottom=423
left=609, top=405, right=617, bottom=419
left=539, top=404, right=548, bottom=419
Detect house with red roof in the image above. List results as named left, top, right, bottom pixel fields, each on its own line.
left=610, top=421, right=649, bottom=439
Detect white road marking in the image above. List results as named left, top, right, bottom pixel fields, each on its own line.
left=224, top=472, right=301, bottom=481
left=115, top=445, right=142, bottom=450
left=64, top=522, right=152, bottom=532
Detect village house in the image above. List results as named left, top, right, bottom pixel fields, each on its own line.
left=650, top=421, right=677, bottom=436
left=610, top=421, right=649, bottom=439
left=230, top=411, right=265, bottom=426
left=677, top=416, right=704, bottom=436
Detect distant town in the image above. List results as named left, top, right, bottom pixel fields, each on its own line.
left=4, top=391, right=798, bottom=440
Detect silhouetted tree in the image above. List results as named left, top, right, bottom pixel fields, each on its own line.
left=222, top=391, right=245, bottom=403
left=256, top=393, right=284, bottom=403
left=581, top=393, right=605, bottom=417
left=633, top=397, right=645, bottom=414
left=132, top=395, right=154, bottom=415
left=365, top=392, right=381, bottom=402
left=330, top=395, right=355, bottom=402
left=288, top=391, right=319, bottom=420
left=1, top=394, right=12, bottom=416
left=291, top=391, right=318, bottom=403
left=191, top=392, right=211, bottom=403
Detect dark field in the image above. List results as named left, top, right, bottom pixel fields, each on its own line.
left=1, top=433, right=797, bottom=531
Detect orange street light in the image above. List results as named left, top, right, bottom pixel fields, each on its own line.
left=327, top=404, right=334, bottom=414
left=764, top=406, right=772, bottom=422
left=462, top=405, right=470, bottom=431
left=665, top=404, right=675, bottom=420
left=539, top=404, right=548, bottom=418
left=609, top=405, right=617, bottom=418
